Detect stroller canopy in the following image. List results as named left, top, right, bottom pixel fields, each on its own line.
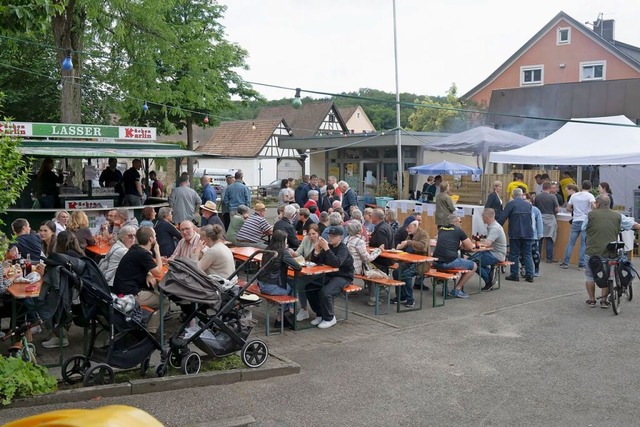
left=159, top=257, right=223, bottom=307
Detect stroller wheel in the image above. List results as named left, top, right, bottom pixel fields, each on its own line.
left=180, top=352, right=201, bottom=375
left=241, top=339, right=269, bottom=369
left=62, top=355, right=91, bottom=385
left=169, top=349, right=184, bottom=369
left=155, top=363, right=168, bottom=378
left=140, top=357, right=151, bottom=377
left=83, top=363, right=115, bottom=387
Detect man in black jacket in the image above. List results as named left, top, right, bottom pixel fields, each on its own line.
left=369, top=208, right=394, bottom=272
left=307, top=227, right=354, bottom=329
left=273, top=205, right=301, bottom=250
left=498, top=187, right=534, bottom=282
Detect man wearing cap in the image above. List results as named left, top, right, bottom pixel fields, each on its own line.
left=201, top=201, right=225, bottom=229
left=235, top=202, right=273, bottom=248
left=222, top=171, right=251, bottom=219
left=306, top=226, right=355, bottom=329
left=169, top=174, right=202, bottom=224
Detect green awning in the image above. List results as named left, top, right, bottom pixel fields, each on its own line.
left=17, top=140, right=215, bottom=158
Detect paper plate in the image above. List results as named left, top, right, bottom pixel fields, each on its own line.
left=240, top=293, right=260, bottom=302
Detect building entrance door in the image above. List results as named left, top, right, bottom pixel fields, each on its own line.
left=361, top=161, right=379, bottom=197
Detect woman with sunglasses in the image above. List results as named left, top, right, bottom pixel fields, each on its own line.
left=98, top=225, right=138, bottom=286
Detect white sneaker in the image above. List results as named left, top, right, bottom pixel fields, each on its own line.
left=30, top=325, right=42, bottom=334
left=310, top=316, right=323, bottom=326
left=318, top=316, right=337, bottom=329
left=42, top=336, right=69, bottom=348
left=296, top=308, right=310, bottom=321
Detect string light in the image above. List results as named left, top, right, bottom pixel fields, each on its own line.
left=61, top=50, right=73, bottom=71
left=143, top=101, right=149, bottom=113
left=251, top=122, right=256, bottom=130
left=203, top=115, right=209, bottom=124
left=291, top=88, right=302, bottom=109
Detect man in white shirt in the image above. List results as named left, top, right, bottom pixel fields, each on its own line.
left=560, top=180, right=596, bottom=270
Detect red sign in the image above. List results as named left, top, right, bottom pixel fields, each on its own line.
left=124, top=128, right=153, bottom=139
left=0, top=123, right=28, bottom=136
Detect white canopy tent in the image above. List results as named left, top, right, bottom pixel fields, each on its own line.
left=489, top=115, right=640, bottom=165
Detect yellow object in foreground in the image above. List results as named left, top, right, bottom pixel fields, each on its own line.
left=451, top=195, right=460, bottom=203
left=3, top=405, right=164, bottom=427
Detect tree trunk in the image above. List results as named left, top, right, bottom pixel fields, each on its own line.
left=186, top=116, right=194, bottom=181
left=51, top=0, right=85, bottom=124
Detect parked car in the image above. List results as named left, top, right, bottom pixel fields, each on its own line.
left=259, top=179, right=281, bottom=197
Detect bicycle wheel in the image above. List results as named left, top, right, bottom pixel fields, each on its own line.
left=626, top=282, right=633, bottom=302
left=610, top=272, right=621, bottom=315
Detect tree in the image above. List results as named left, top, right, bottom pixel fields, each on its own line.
left=407, top=84, right=485, bottom=132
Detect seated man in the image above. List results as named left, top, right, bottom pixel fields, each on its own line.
left=200, top=201, right=225, bottom=229
left=8, top=218, right=42, bottom=263
left=295, top=208, right=314, bottom=235
left=235, top=202, right=273, bottom=248
left=432, top=214, right=477, bottom=299
left=471, top=208, right=507, bottom=291
left=112, top=227, right=167, bottom=334
left=110, top=208, right=139, bottom=244
left=307, top=227, right=355, bottom=329
left=273, top=204, right=300, bottom=250
left=392, top=220, right=429, bottom=307
left=171, top=220, right=200, bottom=259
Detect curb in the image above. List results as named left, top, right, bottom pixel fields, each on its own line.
left=5, top=353, right=300, bottom=409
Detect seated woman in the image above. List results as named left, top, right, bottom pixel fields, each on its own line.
left=259, top=230, right=302, bottom=328
left=344, top=220, right=383, bottom=306
left=38, top=220, right=57, bottom=258
left=53, top=210, right=70, bottom=235
left=226, top=204, right=250, bottom=245
left=67, top=211, right=95, bottom=250
left=139, top=206, right=156, bottom=228
left=98, top=225, right=137, bottom=286
left=191, top=224, right=235, bottom=279
left=292, top=223, right=320, bottom=321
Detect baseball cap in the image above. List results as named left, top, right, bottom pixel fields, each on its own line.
left=254, top=202, right=266, bottom=211
left=327, top=226, right=343, bottom=236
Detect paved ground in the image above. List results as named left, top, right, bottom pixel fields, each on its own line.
left=2, top=251, right=640, bottom=425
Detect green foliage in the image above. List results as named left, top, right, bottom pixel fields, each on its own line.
left=0, top=356, right=58, bottom=405
left=204, top=354, right=245, bottom=371
left=374, top=178, right=398, bottom=199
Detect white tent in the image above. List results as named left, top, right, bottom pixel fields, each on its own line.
left=489, top=115, right=640, bottom=165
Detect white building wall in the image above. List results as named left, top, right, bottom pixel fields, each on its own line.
left=345, top=106, right=376, bottom=133
left=193, top=158, right=277, bottom=187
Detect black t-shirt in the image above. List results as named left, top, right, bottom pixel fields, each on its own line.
left=99, top=168, right=123, bottom=188
left=122, top=167, right=141, bottom=196
left=433, top=226, right=468, bottom=263
left=112, top=245, right=157, bottom=295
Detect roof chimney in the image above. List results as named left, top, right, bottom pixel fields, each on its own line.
left=593, top=17, right=615, bottom=42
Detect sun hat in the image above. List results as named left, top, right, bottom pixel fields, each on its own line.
left=254, top=202, right=266, bottom=211
left=200, top=201, right=218, bottom=213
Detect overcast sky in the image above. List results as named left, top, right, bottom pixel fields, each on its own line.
left=220, top=0, right=640, bottom=100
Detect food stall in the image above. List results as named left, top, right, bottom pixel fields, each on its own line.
left=0, top=121, right=202, bottom=233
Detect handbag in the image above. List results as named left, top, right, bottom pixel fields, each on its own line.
left=364, top=262, right=388, bottom=279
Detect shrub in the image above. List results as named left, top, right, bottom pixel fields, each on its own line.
left=0, top=356, right=58, bottom=405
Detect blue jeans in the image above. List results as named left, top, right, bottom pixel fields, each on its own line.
left=393, top=263, right=417, bottom=303
left=563, top=220, right=586, bottom=267
left=258, top=281, right=293, bottom=312
left=540, top=237, right=554, bottom=261
left=509, top=238, right=534, bottom=279
left=469, top=251, right=500, bottom=284
left=433, top=258, right=476, bottom=271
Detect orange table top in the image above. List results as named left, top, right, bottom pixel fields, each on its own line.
left=85, top=242, right=112, bottom=257
left=370, top=248, right=437, bottom=264
left=230, top=246, right=338, bottom=276
left=7, top=280, right=43, bottom=299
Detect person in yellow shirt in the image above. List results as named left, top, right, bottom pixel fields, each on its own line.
left=559, top=171, right=576, bottom=203
left=506, top=172, right=529, bottom=199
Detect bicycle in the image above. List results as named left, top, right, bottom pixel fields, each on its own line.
left=1, top=320, right=41, bottom=364
left=603, top=241, right=636, bottom=315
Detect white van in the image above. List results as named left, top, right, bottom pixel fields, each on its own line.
left=193, top=168, right=238, bottom=195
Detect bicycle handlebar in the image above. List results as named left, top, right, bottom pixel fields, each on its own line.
left=1, top=319, right=43, bottom=342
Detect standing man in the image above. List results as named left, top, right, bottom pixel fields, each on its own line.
left=339, top=180, right=358, bottom=217
left=112, top=227, right=167, bottom=335
left=560, top=180, right=596, bottom=270
left=499, top=188, right=535, bottom=282
left=534, top=174, right=544, bottom=194
left=222, top=171, right=251, bottom=219
left=122, top=158, right=144, bottom=206
left=583, top=195, right=640, bottom=307
left=294, top=175, right=310, bottom=206
left=301, top=174, right=320, bottom=206
left=169, top=174, right=202, bottom=225
left=506, top=172, right=529, bottom=200
left=200, top=175, right=216, bottom=205
left=559, top=171, right=576, bottom=204
left=533, top=181, right=559, bottom=263
left=99, top=158, right=123, bottom=193
left=220, top=174, right=235, bottom=230
left=474, top=209, right=507, bottom=291
left=307, top=226, right=354, bottom=329
left=149, top=171, right=164, bottom=198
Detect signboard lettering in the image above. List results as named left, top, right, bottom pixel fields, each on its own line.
left=65, top=199, right=115, bottom=210
left=1, top=122, right=156, bottom=141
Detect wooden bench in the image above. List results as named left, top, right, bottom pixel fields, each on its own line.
left=354, top=274, right=405, bottom=315
left=246, top=283, right=298, bottom=336
left=493, top=261, right=514, bottom=290
left=339, top=284, right=363, bottom=320
left=424, top=269, right=460, bottom=307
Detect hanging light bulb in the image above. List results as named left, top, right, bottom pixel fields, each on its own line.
left=251, top=122, right=256, bottom=130
left=57, top=81, right=63, bottom=91
left=291, top=88, right=302, bottom=109
left=61, top=49, right=73, bottom=71
left=143, top=101, right=149, bottom=113
left=203, top=115, right=209, bottom=125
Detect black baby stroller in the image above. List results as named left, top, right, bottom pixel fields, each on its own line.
left=44, top=253, right=166, bottom=386
left=159, top=250, right=277, bottom=374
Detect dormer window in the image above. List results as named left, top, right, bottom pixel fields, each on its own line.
left=557, top=27, right=571, bottom=45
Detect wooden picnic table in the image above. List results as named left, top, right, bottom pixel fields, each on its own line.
left=85, top=242, right=112, bottom=257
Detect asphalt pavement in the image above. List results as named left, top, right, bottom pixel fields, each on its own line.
left=2, top=256, right=640, bottom=426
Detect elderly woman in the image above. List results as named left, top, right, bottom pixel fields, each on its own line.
left=226, top=204, right=250, bottom=245
left=292, top=223, right=321, bottom=321
left=139, top=206, right=157, bottom=228
left=68, top=210, right=96, bottom=250
left=99, top=225, right=137, bottom=286
left=485, top=181, right=503, bottom=215
left=435, top=181, right=456, bottom=227
left=192, top=224, right=235, bottom=278
left=349, top=209, right=369, bottom=242
left=385, top=208, right=399, bottom=236
left=344, top=220, right=383, bottom=306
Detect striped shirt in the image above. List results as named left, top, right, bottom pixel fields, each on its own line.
left=171, top=233, right=201, bottom=259
left=236, top=213, right=272, bottom=243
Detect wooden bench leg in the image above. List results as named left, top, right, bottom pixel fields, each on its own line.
left=431, top=277, right=448, bottom=307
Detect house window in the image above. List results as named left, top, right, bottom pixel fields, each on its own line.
left=520, top=65, right=543, bottom=86
left=557, top=27, right=571, bottom=45
left=580, top=61, right=606, bottom=81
